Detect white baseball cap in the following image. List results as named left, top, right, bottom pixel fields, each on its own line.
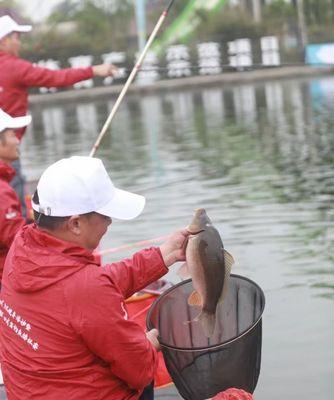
left=31, top=156, right=146, bottom=220
left=0, top=108, right=32, bottom=132
left=0, top=15, right=32, bottom=40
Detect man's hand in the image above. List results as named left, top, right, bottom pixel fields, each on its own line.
left=146, top=328, right=160, bottom=351
left=159, top=229, right=190, bottom=268
left=92, top=64, right=118, bottom=77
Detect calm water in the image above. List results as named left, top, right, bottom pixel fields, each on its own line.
left=20, top=75, right=334, bottom=399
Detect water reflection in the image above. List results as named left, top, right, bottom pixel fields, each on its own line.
left=23, top=76, right=333, bottom=398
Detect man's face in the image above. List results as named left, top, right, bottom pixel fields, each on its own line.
left=0, top=32, right=21, bottom=56
left=77, top=213, right=112, bottom=250
left=0, top=129, right=20, bottom=163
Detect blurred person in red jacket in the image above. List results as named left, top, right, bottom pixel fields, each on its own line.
left=0, top=15, right=118, bottom=217
left=0, top=156, right=189, bottom=400
left=0, top=108, right=31, bottom=285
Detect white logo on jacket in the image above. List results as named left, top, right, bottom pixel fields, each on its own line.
left=5, top=208, right=17, bottom=219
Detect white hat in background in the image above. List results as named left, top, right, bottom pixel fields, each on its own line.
left=0, top=108, right=32, bottom=132
left=0, top=15, right=32, bottom=40
left=32, top=156, right=146, bottom=220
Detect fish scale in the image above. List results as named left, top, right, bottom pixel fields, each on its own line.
left=181, top=208, right=235, bottom=337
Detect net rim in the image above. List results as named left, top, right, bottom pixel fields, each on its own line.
left=146, top=273, right=265, bottom=353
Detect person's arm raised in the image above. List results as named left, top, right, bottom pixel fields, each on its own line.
left=15, top=59, right=117, bottom=88
left=102, top=229, right=189, bottom=299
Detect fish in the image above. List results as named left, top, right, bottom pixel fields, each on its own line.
left=179, top=208, right=235, bottom=337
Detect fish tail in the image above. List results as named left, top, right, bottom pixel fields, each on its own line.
left=198, top=311, right=216, bottom=337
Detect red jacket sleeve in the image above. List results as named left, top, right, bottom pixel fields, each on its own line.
left=103, top=247, right=168, bottom=299
left=13, top=58, right=93, bottom=88
left=0, top=186, right=25, bottom=249
left=66, top=248, right=168, bottom=390
left=68, top=269, right=159, bottom=390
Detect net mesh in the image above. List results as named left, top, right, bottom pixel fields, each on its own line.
left=147, top=274, right=265, bottom=400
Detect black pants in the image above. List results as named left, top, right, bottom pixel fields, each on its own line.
left=139, top=382, right=154, bottom=400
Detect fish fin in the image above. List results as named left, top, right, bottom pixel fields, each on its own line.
left=187, top=290, right=203, bottom=307
left=198, top=311, right=216, bottom=337
left=182, top=236, right=189, bottom=255
left=219, top=250, right=234, bottom=304
left=223, top=249, right=235, bottom=269
left=177, top=262, right=191, bottom=279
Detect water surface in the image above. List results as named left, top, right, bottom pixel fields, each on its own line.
left=22, top=75, right=334, bottom=399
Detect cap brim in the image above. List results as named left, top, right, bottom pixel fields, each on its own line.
left=15, top=25, right=32, bottom=33
left=97, top=187, right=145, bottom=220
left=7, top=115, right=32, bottom=129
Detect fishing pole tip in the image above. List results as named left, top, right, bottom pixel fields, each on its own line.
left=165, top=0, right=175, bottom=14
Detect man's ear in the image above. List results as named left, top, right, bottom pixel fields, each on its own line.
left=67, top=215, right=81, bottom=235
left=0, top=131, right=8, bottom=158
left=0, top=35, right=9, bottom=47
left=0, top=129, right=7, bottom=144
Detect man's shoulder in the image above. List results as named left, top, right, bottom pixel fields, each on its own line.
left=0, top=52, right=28, bottom=65
left=0, top=179, right=19, bottom=205
left=0, top=54, right=33, bottom=76
left=0, top=54, right=32, bottom=86
left=63, top=263, right=122, bottom=306
left=66, top=262, right=118, bottom=290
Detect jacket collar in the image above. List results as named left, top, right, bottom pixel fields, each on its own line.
left=0, top=160, right=16, bottom=183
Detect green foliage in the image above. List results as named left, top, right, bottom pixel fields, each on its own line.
left=17, top=0, right=334, bottom=63
left=262, top=0, right=296, bottom=32
left=304, top=0, right=334, bottom=25
left=0, top=0, right=22, bottom=11
left=22, top=0, right=134, bottom=63
left=74, top=3, right=114, bottom=49
left=147, top=0, right=190, bottom=39
left=302, top=0, right=334, bottom=42
left=195, top=7, right=263, bottom=43
left=166, top=0, right=192, bottom=20
left=307, top=24, right=334, bottom=43
left=48, top=1, right=80, bottom=23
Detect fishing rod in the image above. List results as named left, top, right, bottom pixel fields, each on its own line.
left=89, top=0, right=176, bottom=157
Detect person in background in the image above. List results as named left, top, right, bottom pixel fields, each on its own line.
left=0, top=15, right=118, bottom=217
left=0, top=108, right=31, bottom=286
left=0, top=156, right=189, bottom=400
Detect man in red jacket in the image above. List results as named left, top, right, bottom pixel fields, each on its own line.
left=0, top=156, right=189, bottom=400
left=0, top=108, right=31, bottom=284
left=0, top=15, right=118, bottom=216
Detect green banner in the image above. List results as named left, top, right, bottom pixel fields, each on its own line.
left=153, top=0, right=229, bottom=54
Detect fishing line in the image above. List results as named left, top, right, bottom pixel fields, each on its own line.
left=98, top=235, right=168, bottom=256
